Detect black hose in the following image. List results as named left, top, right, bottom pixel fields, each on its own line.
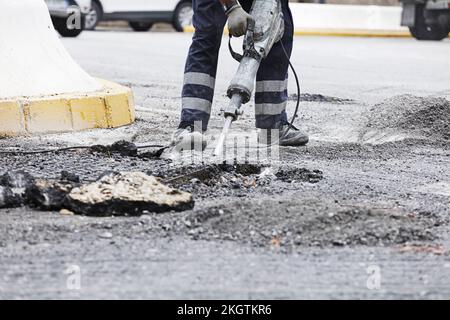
left=0, top=144, right=165, bottom=155
left=280, top=41, right=301, bottom=140
left=0, top=146, right=92, bottom=155
left=263, top=41, right=301, bottom=148
left=136, top=144, right=166, bottom=149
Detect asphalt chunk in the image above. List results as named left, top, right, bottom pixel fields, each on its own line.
left=66, top=172, right=194, bottom=216
left=25, top=179, right=77, bottom=210
left=275, top=167, right=324, bottom=183
left=0, top=186, right=23, bottom=208
left=0, top=170, right=35, bottom=189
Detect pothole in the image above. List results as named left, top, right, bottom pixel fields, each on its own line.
left=275, top=167, right=323, bottom=183
left=150, top=164, right=264, bottom=186
left=152, top=164, right=323, bottom=187
left=289, top=93, right=356, bottom=104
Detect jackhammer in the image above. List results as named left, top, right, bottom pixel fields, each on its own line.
left=214, top=0, right=291, bottom=157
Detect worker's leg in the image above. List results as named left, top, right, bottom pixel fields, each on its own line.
left=254, top=0, right=293, bottom=129
left=179, top=0, right=227, bottom=132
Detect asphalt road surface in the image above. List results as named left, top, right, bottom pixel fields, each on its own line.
left=0, top=31, right=449, bottom=299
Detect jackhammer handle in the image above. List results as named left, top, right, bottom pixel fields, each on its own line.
left=228, top=16, right=256, bottom=62
left=228, top=16, right=255, bottom=39
left=246, top=17, right=256, bottom=33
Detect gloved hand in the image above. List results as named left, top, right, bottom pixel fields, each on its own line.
left=227, top=5, right=253, bottom=37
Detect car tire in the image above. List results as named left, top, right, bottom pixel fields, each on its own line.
left=84, top=1, right=102, bottom=30
left=52, top=16, right=84, bottom=38
left=129, top=21, right=154, bottom=32
left=173, top=1, right=193, bottom=32
left=409, top=5, right=449, bottom=41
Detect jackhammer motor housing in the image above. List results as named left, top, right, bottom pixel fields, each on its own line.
left=226, top=0, right=285, bottom=106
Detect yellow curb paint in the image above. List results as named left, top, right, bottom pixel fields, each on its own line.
left=183, top=25, right=425, bottom=38
left=127, top=90, right=136, bottom=122
left=293, top=29, right=412, bottom=38
left=0, top=80, right=135, bottom=136
left=70, top=96, right=108, bottom=130
left=25, top=99, right=72, bottom=134
left=105, top=92, right=133, bottom=128
left=0, top=101, right=25, bottom=136
left=184, top=26, right=195, bottom=33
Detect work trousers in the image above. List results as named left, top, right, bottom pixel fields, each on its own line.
left=180, top=0, right=293, bottom=131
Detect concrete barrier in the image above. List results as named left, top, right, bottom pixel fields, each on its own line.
left=0, top=0, right=135, bottom=136
left=290, top=3, right=410, bottom=37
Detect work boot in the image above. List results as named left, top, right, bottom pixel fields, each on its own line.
left=258, top=125, right=309, bottom=147
left=170, top=126, right=207, bottom=152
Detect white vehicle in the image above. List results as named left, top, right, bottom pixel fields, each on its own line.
left=84, top=0, right=193, bottom=32
left=45, top=0, right=92, bottom=37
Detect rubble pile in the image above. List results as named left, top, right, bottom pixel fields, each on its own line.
left=26, top=179, right=78, bottom=210
left=364, top=95, right=450, bottom=142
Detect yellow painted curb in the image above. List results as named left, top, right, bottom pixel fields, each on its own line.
left=0, top=79, right=135, bottom=137
left=293, top=29, right=412, bottom=38
left=183, top=26, right=196, bottom=34
left=184, top=25, right=418, bottom=38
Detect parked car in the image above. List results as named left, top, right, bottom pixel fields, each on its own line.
left=84, top=0, right=193, bottom=32
left=45, top=0, right=92, bottom=37
left=400, top=0, right=450, bottom=40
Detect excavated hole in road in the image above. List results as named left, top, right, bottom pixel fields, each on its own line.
left=151, top=164, right=263, bottom=184
left=164, top=164, right=325, bottom=184
left=150, top=164, right=324, bottom=197
left=275, top=167, right=324, bottom=184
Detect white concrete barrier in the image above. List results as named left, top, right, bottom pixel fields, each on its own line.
left=290, top=3, right=409, bottom=36
left=0, top=0, right=101, bottom=99
left=0, top=0, right=135, bottom=136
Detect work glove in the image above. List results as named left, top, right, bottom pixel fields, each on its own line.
left=227, top=5, right=253, bottom=37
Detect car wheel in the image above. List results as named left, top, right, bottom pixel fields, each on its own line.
left=409, top=5, right=449, bottom=41
left=173, top=1, right=193, bottom=32
left=129, top=21, right=153, bottom=32
left=52, top=16, right=83, bottom=38
left=84, top=1, right=102, bottom=30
